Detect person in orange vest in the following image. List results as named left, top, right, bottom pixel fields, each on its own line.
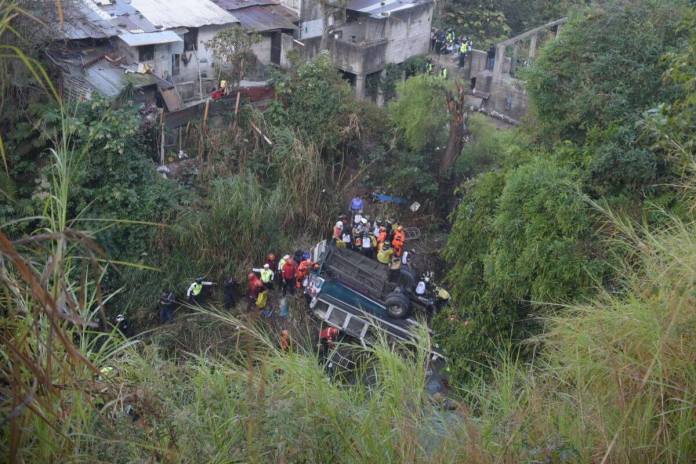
left=295, top=257, right=313, bottom=289
left=392, top=225, right=406, bottom=257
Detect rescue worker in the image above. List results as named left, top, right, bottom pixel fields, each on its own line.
left=426, top=61, right=434, bottom=74
left=341, top=229, right=352, bottom=250
left=440, top=66, right=448, bottom=80
left=361, top=232, right=373, bottom=258
left=458, top=40, right=468, bottom=67
left=265, top=253, right=278, bottom=274
left=282, top=256, right=297, bottom=295
left=187, top=278, right=212, bottom=305
left=223, top=276, right=238, bottom=310
left=319, top=326, right=340, bottom=355
left=333, top=220, right=344, bottom=244
left=247, top=272, right=266, bottom=309
left=159, top=290, right=176, bottom=323
left=277, top=254, right=289, bottom=284
left=253, top=263, right=274, bottom=290
left=377, top=226, right=388, bottom=248
left=392, top=225, right=406, bottom=257
left=377, top=241, right=394, bottom=264
left=295, top=257, right=313, bottom=289
left=350, top=197, right=364, bottom=216
left=280, top=329, right=291, bottom=352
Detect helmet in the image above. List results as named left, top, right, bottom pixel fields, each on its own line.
left=361, top=218, right=367, bottom=224
left=196, top=277, right=203, bottom=284
left=354, top=214, right=362, bottom=224
left=115, top=314, right=125, bottom=323
left=248, top=272, right=256, bottom=280
left=397, top=225, right=404, bottom=231
left=283, top=254, right=290, bottom=260
left=263, top=263, right=270, bottom=269
left=336, top=221, right=343, bottom=228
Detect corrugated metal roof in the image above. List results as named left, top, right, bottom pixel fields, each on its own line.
left=213, top=0, right=277, bottom=10
left=77, top=59, right=161, bottom=96
left=119, top=30, right=183, bottom=46
left=232, top=5, right=297, bottom=31
left=130, top=0, right=239, bottom=29
left=345, top=0, right=430, bottom=18
left=61, top=0, right=118, bottom=39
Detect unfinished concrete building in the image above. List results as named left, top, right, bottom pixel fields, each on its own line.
left=463, top=17, right=567, bottom=123
left=285, top=0, right=433, bottom=100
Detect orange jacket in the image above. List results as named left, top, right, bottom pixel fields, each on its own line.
left=393, top=230, right=405, bottom=246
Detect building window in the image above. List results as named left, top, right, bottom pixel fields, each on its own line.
left=184, top=28, right=198, bottom=51
left=172, top=54, right=180, bottom=76
left=138, top=45, right=154, bottom=61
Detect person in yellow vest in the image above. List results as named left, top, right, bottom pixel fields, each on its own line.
left=186, top=278, right=213, bottom=305
left=377, top=241, right=395, bottom=264
left=440, top=66, right=448, bottom=80
left=458, top=41, right=468, bottom=68
left=253, top=263, right=275, bottom=290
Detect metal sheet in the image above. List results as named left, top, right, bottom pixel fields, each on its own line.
left=119, top=30, right=183, bottom=46
left=231, top=6, right=297, bottom=32
left=213, top=0, right=277, bottom=10
left=130, top=0, right=239, bottom=29
left=345, top=0, right=429, bottom=18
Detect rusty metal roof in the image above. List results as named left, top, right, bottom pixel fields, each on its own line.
left=231, top=5, right=297, bottom=32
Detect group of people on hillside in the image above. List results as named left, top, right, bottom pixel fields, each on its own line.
left=431, top=28, right=474, bottom=67
left=333, top=197, right=411, bottom=268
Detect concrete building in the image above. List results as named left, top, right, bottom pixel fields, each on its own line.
left=284, top=0, right=434, bottom=99
left=460, top=17, right=567, bottom=123
left=212, top=0, right=299, bottom=69
left=128, top=0, right=240, bottom=100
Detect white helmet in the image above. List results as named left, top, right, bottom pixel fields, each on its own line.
left=336, top=221, right=343, bottom=228
left=263, top=263, right=270, bottom=269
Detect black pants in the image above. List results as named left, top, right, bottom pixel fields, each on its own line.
left=223, top=292, right=236, bottom=310
left=283, top=278, right=294, bottom=296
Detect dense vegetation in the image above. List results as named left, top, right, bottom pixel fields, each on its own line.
left=2, top=0, right=696, bottom=462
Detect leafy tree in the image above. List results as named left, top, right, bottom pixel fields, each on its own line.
left=437, top=157, right=599, bottom=382
left=207, top=25, right=262, bottom=84
left=525, top=1, right=688, bottom=146
left=270, top=53, right=353, bottom=154
left=388, top=75, right=447, bottom=152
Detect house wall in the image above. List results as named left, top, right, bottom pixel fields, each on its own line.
left=173, top=24, right=232, bottom=84
left=251, top=34, right=272, bottom=65
left=383, top=4, right=431, bottom=64
left=280, top=32, right=295, bottom=67
left=115, top=40, right=175, bottom=80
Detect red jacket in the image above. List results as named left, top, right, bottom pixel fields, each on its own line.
left=282, top=259, right=297, bottom=280
left=247, top=275, right=264, bottom=298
